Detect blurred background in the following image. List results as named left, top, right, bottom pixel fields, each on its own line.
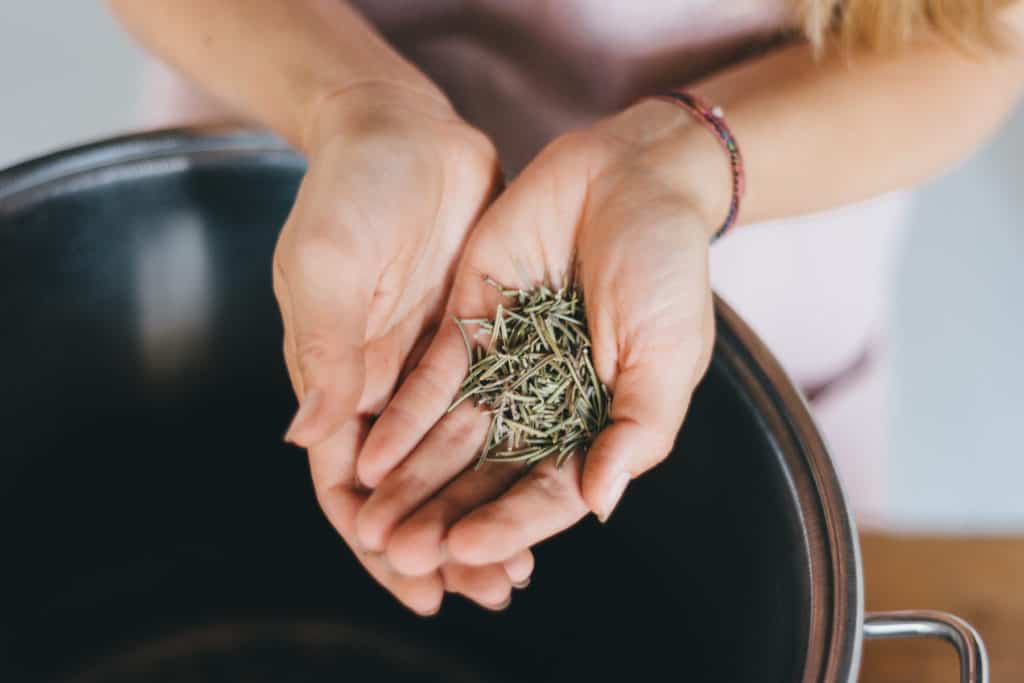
left=3, top=3, right=1020, bottom=532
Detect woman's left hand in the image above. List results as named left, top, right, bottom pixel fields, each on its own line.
left=351, top=98, right=728, bottom=578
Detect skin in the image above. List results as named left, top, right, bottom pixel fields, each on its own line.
left=111, top=0, right=525, bottom=614
left=110, top=0, right=1024, bottom=614
left=283, top=87, right=531, bottom=613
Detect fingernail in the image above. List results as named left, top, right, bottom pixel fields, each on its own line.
left=512, top=577, right=531, bottom=590
left=598, top=473, right=630, bottom=523
left=414, top=604, right=442, bottom=618
left=486, top=595, right=512, bottom=611
left=284, top=388, right=323, bottom=444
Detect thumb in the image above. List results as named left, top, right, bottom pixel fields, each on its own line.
left=581, top=301, right=714, bottom=522
left=278, top=243, right=371, bottom=449
left=580, top=359, right=686, bottom=523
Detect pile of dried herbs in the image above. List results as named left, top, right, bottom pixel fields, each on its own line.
left=449, top=276, right=611, bottom=468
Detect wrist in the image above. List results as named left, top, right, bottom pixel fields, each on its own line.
left=608, top=98, right=735, bottom=241
left=302, top=79, right=457, bottom=155
left=662, top=119, right=734, bottom=240
left=650, top=98, right=735, bottom=240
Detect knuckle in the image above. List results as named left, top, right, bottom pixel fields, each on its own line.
left=436, top=406, right=482, bottom=444
left=290, top=235, right=349, bottom=274
left=541, top=132, right=581, bottom=161
left=282, top=342, right=300, bottom=386
left=645, top=427, right=678, bottom=468
left=384, top=399, right=431, bottom=442
left=458, top=125, right=498, bottom=167
left=295, top=335, right=337, bottom=374
left=651, top=439, right=675, bottom=467
left=412, top=361, right=455, bottom=408
left=349, top=131, right=435, bottom=184
left=476, top=583, right=512, bottom=608
left=390, top=464, right=432, bottom=499
left=535, top=132, right=617, bottom=182
left=271, top=252, right=291, bottom=304
left=545, top=130, right=603, bottom=163
left=531, top=467, right=572, bottom=502
left=296, top=337, right=330, bottom=363
left=279, top=210, right=367, bottom=270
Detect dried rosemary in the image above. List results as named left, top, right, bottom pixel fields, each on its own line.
left=449, top=276, right=611, bottom=468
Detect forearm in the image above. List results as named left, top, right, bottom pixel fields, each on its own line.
left=109, top=0, right=446, bottom=151
left=664, top=5, right=1024, bottom=228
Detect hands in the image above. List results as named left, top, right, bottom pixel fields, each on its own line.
left=117, top=0, right=724, bottom=616
left=274, top=82, right=536, bottom=614
left=352, top=98, right=727, bottom=605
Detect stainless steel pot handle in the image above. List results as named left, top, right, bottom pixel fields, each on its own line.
left=864, top=610, right=988, bottom=683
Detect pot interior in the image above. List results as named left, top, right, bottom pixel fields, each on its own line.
left=1, top=137, right=814, bottom=683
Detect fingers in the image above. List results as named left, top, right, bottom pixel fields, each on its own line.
left=384, top=457, right=527, bottom=576
left=350, top=133, right=633, bottom=597
left=440, top=549, right=534, bottom=610
left=318, top=498, right=446, bottom=616
left=356, top=253, right=516, bottom=490
left=356, top=134, right=601, bottom=543
left=446, top=457, right=590, bottom=566
left=441, top=563, right=512, bottom=610
left=359, top=131, right=595, bottom=454
left=275, top=229, right=372, bottom=449
left=356, top=318, right=470, bottom=488
left=308, top=419, right=445, bottom=615
left=310, top=421, right=533, bottom=614
left=578, top=361, right=685, bottom=523
left=503, top=549, right=535, bottom=587
left=360, top=547, right=447, bottom=616
left=355, top=401, right=490, bottom=552
left=581, top=292, right=715, bottom=522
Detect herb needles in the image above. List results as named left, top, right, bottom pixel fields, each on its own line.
left=449, top=276, right=611, bottom=469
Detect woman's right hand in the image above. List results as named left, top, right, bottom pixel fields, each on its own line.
left=274, top=82, right=530, bottom=614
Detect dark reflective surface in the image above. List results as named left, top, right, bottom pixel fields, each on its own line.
left=0, top=138, right=810, bottom=682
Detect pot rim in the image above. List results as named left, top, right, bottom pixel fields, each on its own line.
left=0, top=128, right=865, bottom=683
left=714, top=297, right=864, bottom=683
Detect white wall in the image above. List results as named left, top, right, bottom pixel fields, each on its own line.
left=892, top=108, right=1024, bottom=531
left=0, top=4, right=142, bottom=165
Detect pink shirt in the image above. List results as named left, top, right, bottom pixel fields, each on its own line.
left=353, top=0, right=793, bottom=174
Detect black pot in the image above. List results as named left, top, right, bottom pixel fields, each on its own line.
left=0, top=130, right=986, bottom=683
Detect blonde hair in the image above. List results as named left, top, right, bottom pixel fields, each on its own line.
left=799, top=0, right=1013, bottom=53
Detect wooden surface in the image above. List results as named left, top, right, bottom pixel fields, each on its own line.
left=858, top=533, right=1024, bottom=682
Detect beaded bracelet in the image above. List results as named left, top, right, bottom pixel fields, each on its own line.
left=655, top=90, right=745, bottom=242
